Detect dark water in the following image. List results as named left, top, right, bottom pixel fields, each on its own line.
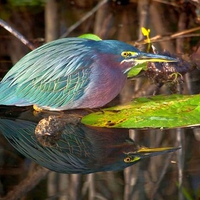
left=0, top=107, right=199, bottom=200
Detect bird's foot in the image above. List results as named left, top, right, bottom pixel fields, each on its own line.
left=33, top=105, right=65, bottom=118
left=33, top=104, right=44, bottom=112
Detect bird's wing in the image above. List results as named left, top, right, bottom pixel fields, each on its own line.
left=16, top=66, right=91, bottom=108
left=0, top=118, right=93, bottom=173
left=1, top=38, right=95, bottom=108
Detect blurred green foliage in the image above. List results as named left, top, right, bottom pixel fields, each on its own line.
left=8, top=0, right=46, bottom=6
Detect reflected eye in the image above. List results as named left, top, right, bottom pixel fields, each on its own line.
left=124, top=155, right=140, bottom=163
left=121, top=51, right=138, bottom=58
left=124, top=156, right=131, bottom=163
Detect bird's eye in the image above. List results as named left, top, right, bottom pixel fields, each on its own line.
left=121, top=51, right=138, bottom=58
left=124, top=156, right=140, bottom=163
left=124, top=156, right=132, bottom=163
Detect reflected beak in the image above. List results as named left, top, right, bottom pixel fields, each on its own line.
left=130, top=53, right=178, bottom=64
left=124, top=146, right=180, bottom=163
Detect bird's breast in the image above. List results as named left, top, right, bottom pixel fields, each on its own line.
left=77, top=61, right=127, bottom=108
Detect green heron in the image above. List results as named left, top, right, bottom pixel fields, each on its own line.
left=0, top=37, right=177, bottom=111
left=0, top=112, right=179, bottom=174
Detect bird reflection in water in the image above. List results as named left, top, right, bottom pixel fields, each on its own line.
left=0, top=108, right=179, bottom=174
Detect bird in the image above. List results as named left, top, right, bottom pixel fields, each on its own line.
left=0, top=111, right=180, bottom=174
left=0, top=37, right=177, bottom=111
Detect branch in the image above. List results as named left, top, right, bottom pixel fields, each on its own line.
left=134, top=26, right=200, bottom=46
left=0, top=19, right=36, bottom=50
left=2, top=166, right=49, bottom=200
left=60, top=0, right=108, bottom=38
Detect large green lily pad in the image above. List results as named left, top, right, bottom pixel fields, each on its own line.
left=81, top=94, right=200, bottom=129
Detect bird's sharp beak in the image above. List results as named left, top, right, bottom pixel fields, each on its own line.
left=130, top=53, right=178, bottom=64
left=124, top=146, right=180, bottom=163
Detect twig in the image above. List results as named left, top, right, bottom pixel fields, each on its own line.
left=153, top=0, right=180, bottom=7
left=150, top=153, right=174, bottom=200
left=176, top=128, right=184, bottom=200
left=171, top=26, right=200, bottom=38
left=0, top=19, right=36, bottom=50
left=1, top=166, right=49, bottom=200
left=134, top=26, right=200, bottom=46
left=60, top=0, right=108, bottom=38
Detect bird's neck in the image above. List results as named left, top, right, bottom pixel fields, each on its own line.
left=120, top=60, right=136, bottom=74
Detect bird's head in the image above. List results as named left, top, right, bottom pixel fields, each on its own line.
left=93, top=134, right=180, bottom=172
left=90, top=40, right=177, bottom=74
left=123, top=146, right=180, bottom=166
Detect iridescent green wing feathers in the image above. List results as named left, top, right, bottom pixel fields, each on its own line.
left=0, top=38, right=94, bottom=108
left=17, top=67, right=91, bottom=108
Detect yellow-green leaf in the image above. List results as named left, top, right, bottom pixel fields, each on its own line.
left=78, top=33, right=102, bottom=41
left=81, top=94, right=200, bottom=129
left=141, top=27, right=151, bottom=44
left=141, top=27, right=150, bottom=37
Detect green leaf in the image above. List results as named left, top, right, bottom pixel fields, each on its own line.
left=141, top=27, right=150, bottom=37
left=176, top=183, right=193, bottom=200
left=8, top=0, right=46, bottom=6
left=141, top=27, right=151, bottom=44
left=127, top=63, right=147, bottom=77
left=81, top=94, right=200, bottom=129
left=78, top=34, right=102, bottom=41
